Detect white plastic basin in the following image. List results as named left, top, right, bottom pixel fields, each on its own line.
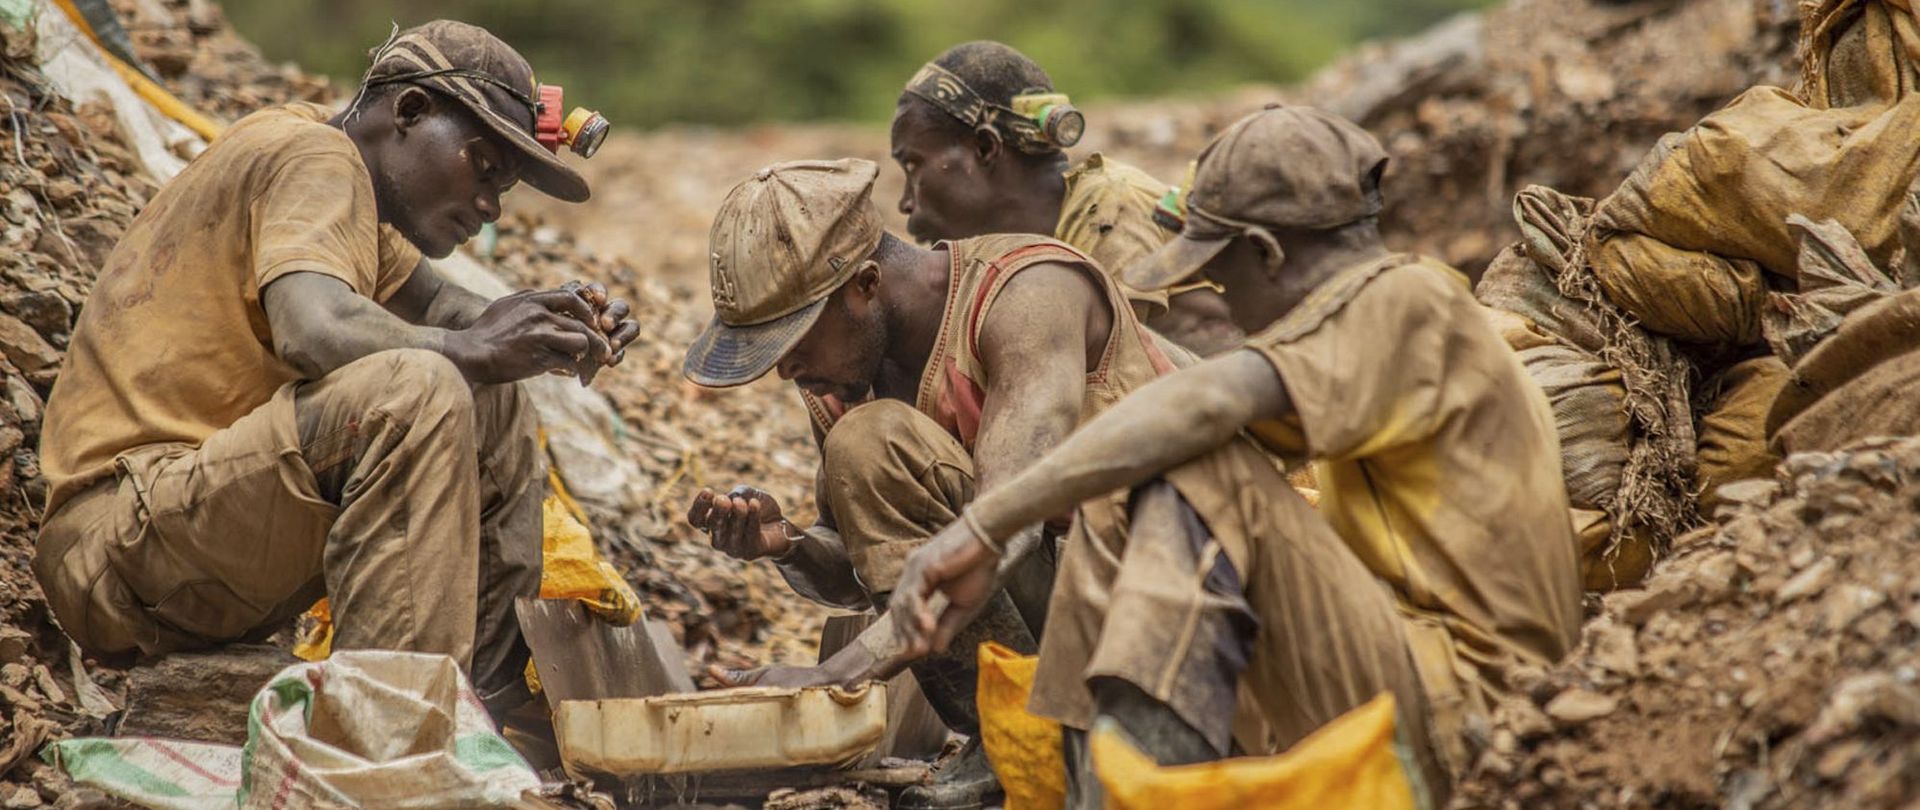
left=553, top=683, right=889, bottom=776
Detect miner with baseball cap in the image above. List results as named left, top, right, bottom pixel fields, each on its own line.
left=888, top=106, right=1584, bottom=805
left=36, top=20, right=633, bottom=714
left=683, top=157, right=1194, bottom=808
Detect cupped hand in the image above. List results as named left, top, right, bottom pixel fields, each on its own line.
left=687, top=486, right=792, bottom=561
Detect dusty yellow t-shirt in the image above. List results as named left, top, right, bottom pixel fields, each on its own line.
left=41, top=103, right=422, bottom=514
left=1054, top=153, right=1176, bottom=310
left=1244, top=254, right=1584, bottom=680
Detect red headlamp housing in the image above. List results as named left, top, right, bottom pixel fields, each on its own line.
left=534, top=84, right=567, bottom=153
left=531, top=84, right=610, bottom=158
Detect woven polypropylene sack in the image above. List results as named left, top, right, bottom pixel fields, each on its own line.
left=1588, top=233, right=1769, bottom=346
left=1775, top=348, right=1920, bottom=454
left=1516, top=344, right=1630, bottom=510
left=1595, top=86, right=1920, bottom=282
left=1477, top=245, right=1606, bottom=355
left=1801, top=0, right=1920, bottom=111
left=240, top=651, right=539, bottom=808
left=1695, top=357, right=1790, bottom=510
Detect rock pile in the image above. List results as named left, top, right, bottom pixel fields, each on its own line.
left=0, top=10, right=157, bottom=807
left=1460, top=437, right=1920, bottom=808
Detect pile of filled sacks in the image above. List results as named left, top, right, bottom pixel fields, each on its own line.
left=1478, top=0, right=1920, bottom=590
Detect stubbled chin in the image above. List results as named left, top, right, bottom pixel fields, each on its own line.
left=905, top=221, right=938, bottom=246
left=392, top=223, right=454, bottom=260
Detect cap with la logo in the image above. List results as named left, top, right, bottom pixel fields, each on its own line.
left=683, top=158, right=884, bottom=387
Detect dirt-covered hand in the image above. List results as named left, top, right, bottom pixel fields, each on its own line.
left=557, top=280, right=638, bottom=385
left=687, top=486, right=792, bottom=561
left=443, top=289, right=612, bottom=384
left=704, top=663, right=841, bottom=690
left=889, top=519, right=998, bottom=658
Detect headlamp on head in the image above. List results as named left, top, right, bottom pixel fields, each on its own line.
left=1010, top=92, right=1084, bottom=148
left=533, top=84, right=611, bottom=158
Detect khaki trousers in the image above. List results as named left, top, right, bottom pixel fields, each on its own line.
left=818, top=399, right=1046, bottom=735
left=34, top=349, right=543, bottom=698
left=819, top=400, right=978, bottom=596
left=1032, top=437, right=1469, bottom=798
left=819, top=399, right=1056, bottom=627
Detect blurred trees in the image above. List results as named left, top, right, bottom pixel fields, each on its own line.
left=224, top=0, right=1494, bottom=128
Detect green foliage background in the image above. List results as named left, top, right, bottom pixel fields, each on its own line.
left=223, top=0, right=1496, bottom=129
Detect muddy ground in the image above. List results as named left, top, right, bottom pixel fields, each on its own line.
left=2, top=0, right=1906, bottom=807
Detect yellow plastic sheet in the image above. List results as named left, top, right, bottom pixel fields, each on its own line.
left=1092, top=692, right=1418, bottom=810
left=538, top=465, right=644, bottom=625
left=976, top=642, right=1065, bottom=810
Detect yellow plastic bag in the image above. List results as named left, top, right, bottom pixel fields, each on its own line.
left=977, top=642, right=1065, bottom=810
left=538, top=466, right=644, bottom=625
left=1092, top=692, right=1418, bottom=810
left=294, top=462, right=641, bottom=661
left=290, top=597, right=333, bottom=661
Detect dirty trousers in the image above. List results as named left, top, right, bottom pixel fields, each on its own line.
left=1031, top=438, right=1465, bottom=793
left=818, top=400, right=1055, bottom=625
left=816, top=400, right=1047, bottom=734
left=34, top=350, right=544, bottom=697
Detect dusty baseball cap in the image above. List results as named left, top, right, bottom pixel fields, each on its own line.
left=1124, top=105, right=1388, bottom=292
left=356, top=20, right=590, bottom=203
left=683, top=159, right=885, bottom=388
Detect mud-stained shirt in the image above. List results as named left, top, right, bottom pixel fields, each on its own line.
left=1243, top=253, right=1584, bottom=680
left=1054, top=153, right=1177, bottom=312
left=41, top=103, right=422, bottom=514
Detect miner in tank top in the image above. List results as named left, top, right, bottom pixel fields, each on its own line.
left=889, top=40, right=1244, bottom=356
left=681, top=158, right=1185, bottom=809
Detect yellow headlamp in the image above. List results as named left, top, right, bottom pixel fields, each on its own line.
left=1010, top=92, right=1084, bottom=148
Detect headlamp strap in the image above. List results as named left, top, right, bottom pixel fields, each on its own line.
left=363, top=67, right=545, bottom=119
left=903, top=62, right=1062, bottom=155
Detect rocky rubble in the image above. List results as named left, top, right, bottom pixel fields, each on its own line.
left=107, top=0, right=332, bottom=123
left=0, top=11, right=160, bottom=807
left=1458, top=437, right=1920, bottom=808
